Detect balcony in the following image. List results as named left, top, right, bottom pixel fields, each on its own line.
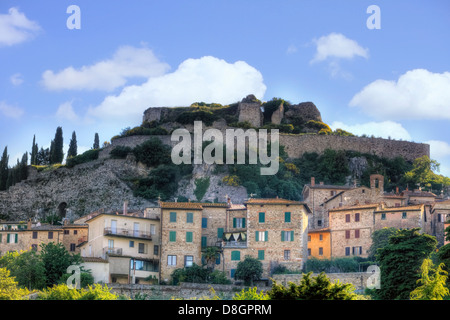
left=103, top=247, right=123, bottom=256
left=104, top=227, right=152, bottom=240
left=222, top=240, right=247, bottom=248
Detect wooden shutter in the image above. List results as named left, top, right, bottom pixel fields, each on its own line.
left=290, top=231, right=294, bottom=241
left=255, top=231, right=259, bottom=242
left=281, top=231, right=285, bottom=242
left=265, top=231, right=268, bottom=242
left=242, top=218, right=246, bottom=228
left=233, top=218, right=236, bottom=228
left=15, top=234, right=18, bottom=243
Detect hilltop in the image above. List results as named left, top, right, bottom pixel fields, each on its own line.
left=0, top=95, right=432, bottom=222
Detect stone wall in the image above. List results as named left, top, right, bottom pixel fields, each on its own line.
left=272, top=272, right=372, bottom=292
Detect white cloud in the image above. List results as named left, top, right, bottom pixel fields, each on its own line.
left=426, top=140, right=450, bottom=160
left=56, top=101, right=80, bottom=122
left=310, top=33, right=369, bottom=63
left=286, top=44, right=298, bottom=55
left=330, top=120, right=412, bottom=141
left=0, top=101, right=24, bottom=119
left=10, top=73, right=24, bottom=86
left=87, top=56, right=267, bottom=122
left=41, top=45, right=170, bottom=91
left=0, top=7, right=41, bottom=46
left=349, top=69, right=450, bottom=120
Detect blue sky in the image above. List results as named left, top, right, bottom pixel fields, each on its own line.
left=1, top=1, right=450, bottom=176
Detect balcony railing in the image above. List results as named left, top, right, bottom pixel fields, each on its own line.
left=104, top=227, right=152, bottom=240
left=222, top=241, right=247, bottom=248
left=103, top=247, right=123, bottom=256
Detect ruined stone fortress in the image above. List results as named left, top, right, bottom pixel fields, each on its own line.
left=140, top=94, right=429, bottom=162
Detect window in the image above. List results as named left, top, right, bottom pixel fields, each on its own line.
left=285, top=212, right=291, bottom=223
left=317, top=219, right=322, bottom=227
left=319, top=247, right=323, bottom=256
left=48, top=232, right=53, bottom=239
left=169, top=231, right=176, bottom=242
left=201, top=236, right=207, bottom=248
left=355, top=229, right=360, bottom=238
left=74, top=230, right=78, bottom=235
left=255, top=230, right=268, bottom=242
left=402, top=212, right=407, bottom=219
left=319, top=234, right=323, bottom=241
left=108, top=239, right=114, bottom=249
left=202, top=218, right=208, bottom=228
left=129, top=241, right=134, bottom=248
left=308, top=235, right=311, bottom=241
left=233, top=217, right=246, bottom=228
left=281, top=230, right=294, bottom=242
left=217, top=228, right=224, bottom=239
left=345, top=247, right=351, bottom=256
left=186, top=231, right=193, bottom=243
left=153, top=245, right=159, bottom=255
left=284, top=250, right=291, bottom=260
left=231, top=251, right=241, bottom=261
left=258, top=250, right=265, bottom=260
left=259, top=212, right=265, bottom=223
left=345, top=230, right=351, bottom=239
left=32, top=231, right=38, bottom=239
left=150, top=224, right=156, bottom=235
left=64, top=230, right=69, bottom=235
left=168, top=255, right=177, bottom=266
left=185, top=255, right=194, bottom=267
left=381, top=213, right=386, bottom=220
left=308, top=248, right=311, bottom=256
left=138, top=243, right=146, bottom=254
left=355, top=213, right=360, bottom=222
left=170, top=212, right=177, bottom=222
left=7, top=234, right=18, bottom=244
left=438, top=214, right=442, bottom=222
left=345, top=214, right=350, bottom=223
left=352, top=246, right=362, bottom=255
left=70, top=243, right=76, bottom=252
left=186, top=212, right=193, bottom=223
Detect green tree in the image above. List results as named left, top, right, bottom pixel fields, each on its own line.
left=37, top=284, right=118, bottom=300
left=50, top=127, right=64, bottom=164
left=93, top=132, right=100, bottom=149
left=0, top=267, right=29, bottom=300
left=6, top=250, right=46, bottom=290
left=0, top=146, right=9, bottom=191
left=202, top=246, right=220, bottom=272
left=133, top=137, right=171, bottom=167
left=67, top=131, right=78, bottom=159
left=234, top=256, right=263, bottom=286
left=410, top=258, right=449, bottom=300
left=375, top=228, right=438, bottom=300
left=40, top=242, right=82, bottom=287
left=368, top=227, right=397, bottom=260
left=267, top=272, right=357, bottom=300
left=36, top=147, right=50, bottom=165
left=30, top=135, right=38, bottom=165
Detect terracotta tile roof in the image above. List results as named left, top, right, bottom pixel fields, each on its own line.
left=328, top=203, right=380, bottom=212
left=82, top=257, right=108, bottom=263
left=308, top=227, right=330, bottom=233
left=31, top=224, right=63, bottom=231
left=305, top=184, right=354, bottom=190
left=228, top=204, right=246, bottom=210
left=245, top=198, right=304, bottom=205
left=374, top=204, right=424, bottom=213
left=201, top=203, right=228, bottom=208
left=159, top=201, right=203, bottom=210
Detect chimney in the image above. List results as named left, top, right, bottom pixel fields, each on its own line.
left=311, top=177, right=315, bottom=186
left=227, top=197, right=232, bottom=207
left=27, top=218, right=32, bottom=230
left=396, top=186, right=399, bottom=194
left=123, top=201, right=128, bottom=215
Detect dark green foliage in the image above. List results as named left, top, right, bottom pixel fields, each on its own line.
left=176, top=110, right=218, bottom=126
left=65, top=149, right=99, bottom=168
left=194, top=177, right=210, bottom=201
left=36, top=147, right=50, bottom=165
left=110, top=146, right=132, bottom=159
left=234, top=256, right=263, bottom=286
left=368, top=227, right=397, bottom=260
left=93, top=133, right=100, bottom=149
left=67, top=131, right=78, bottom=159
left=267, top=272, right=357, bottom=300
left=59, top=271, right=95, bottom=289
left=117, top=125, right=169, bottom=138
left=50, top=127, right=64, bottom=164
left=374, top=228, right=438, bottom=300
left=39, top=242, right=83, bottom=287
left=31, top=135, right=38, bottom=165
left=132, top=138, right=171, bottom=167
left=170, top=264, right=208, bottom=285
left=436, top=243, right=450, bottom=282
left=0, top=146, right=8, bottom=191
left=305, top=257, right=371, bottom=273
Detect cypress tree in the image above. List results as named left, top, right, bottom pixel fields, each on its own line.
left=67, top=131, right=78, bottom=159
left=31, top=135, right=38, bottom=165
left=0, top=146, right=9, bottom=191
left=51, top=127, right=64, bottom=164
left=93, top=133, right=100, bottom=149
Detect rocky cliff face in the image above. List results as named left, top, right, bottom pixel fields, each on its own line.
left=0, top=155, right=155, bottom=221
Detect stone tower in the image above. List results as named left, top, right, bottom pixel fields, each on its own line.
left=237, top=95, right=263, bottom=128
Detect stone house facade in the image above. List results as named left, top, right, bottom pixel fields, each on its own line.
left=307, top=228, right=331, bottom=259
